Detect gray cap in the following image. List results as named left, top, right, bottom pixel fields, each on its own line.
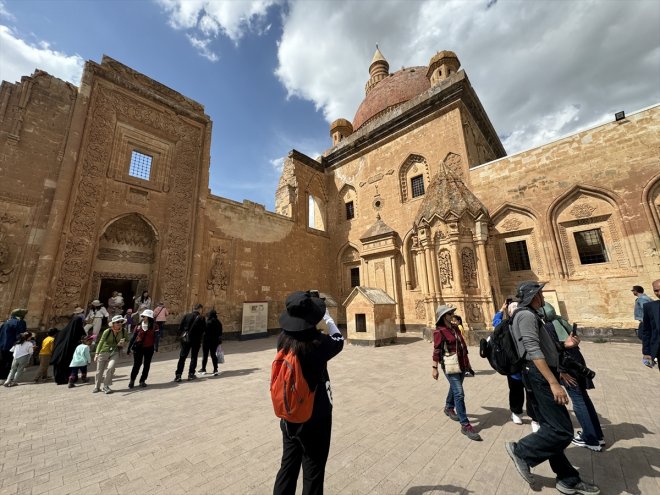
left=435, top=304, right=456, bottom=325
left=516, top=281, right=545, bottom=307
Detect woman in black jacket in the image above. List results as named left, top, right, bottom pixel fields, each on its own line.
left=200, top=309, right=223, bottom=376
left=273, top=291, right=344, bottom=495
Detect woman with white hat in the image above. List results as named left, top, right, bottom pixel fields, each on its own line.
left=127, top=309, right=156, bottom=388
left=93, top=315, right=128, bottom=394
left=432, top=304, right=482, bottom=441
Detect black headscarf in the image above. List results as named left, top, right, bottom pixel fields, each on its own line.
left=50, top=316, right=86, bottom=384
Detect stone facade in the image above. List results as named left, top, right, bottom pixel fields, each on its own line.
left=1, top=51, right=658, bottom=336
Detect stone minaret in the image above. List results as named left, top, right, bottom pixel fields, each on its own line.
left=365, top=46, right=390, bottom=95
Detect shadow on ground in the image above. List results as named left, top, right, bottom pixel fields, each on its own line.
left=405, top=485, right=473, bottom=494
left=468, top=406, right=514, bottom=432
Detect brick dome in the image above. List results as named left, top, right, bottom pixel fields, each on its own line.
left=352, top=66, right=430, bottom=130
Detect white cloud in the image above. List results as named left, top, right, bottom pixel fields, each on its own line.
left=275, top=0, right=660, bottom=154
left=156, top=0, right=279, bottom=63
left=0, top=1, right=16, bottom=21
left=186, top=34, right=219, bottom=62
left=0, top=24, right=83, bottom=85
left=269, top=156, right=285, bottom=173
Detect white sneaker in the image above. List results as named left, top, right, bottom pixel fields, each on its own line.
left=511, top=413, right=523, bottom=425
left=199, top=371, right=207, bottom=376
left=531, top=421, right=540, bottom=433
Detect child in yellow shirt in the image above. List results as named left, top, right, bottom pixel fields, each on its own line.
left=34, top=328, right=58, bottom=383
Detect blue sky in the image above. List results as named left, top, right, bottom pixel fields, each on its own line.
left=1, top=0, right=659, bottom=211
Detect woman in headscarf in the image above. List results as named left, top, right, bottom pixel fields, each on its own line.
left=199, top=309, right=222, bottom=376
left=50, top=311, right=86, bottom=385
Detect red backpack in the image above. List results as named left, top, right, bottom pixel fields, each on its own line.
left=270, top=349, right=315, bottom=423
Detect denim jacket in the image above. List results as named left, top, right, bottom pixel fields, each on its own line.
left=635, top=294, right=652, bottom=321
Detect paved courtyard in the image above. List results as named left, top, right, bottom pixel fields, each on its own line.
left=0, top=335, right=658, bottom=495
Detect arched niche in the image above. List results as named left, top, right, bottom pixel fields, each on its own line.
left=337, top=243, right=361, bottom=296
left=90, top=214, right=159, bottom=312
left=549, top=186, right=635, bottom=277
left=491, top=203, right=545, bottom=277
left=398, top=154, right=429, bottom=203
left=643, top=174, right=660, bottom=242
left=306, top=174, right=327, bottom=231
left=338, top=183, right=357, bottom=222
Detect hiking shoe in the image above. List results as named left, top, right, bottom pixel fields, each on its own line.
left=511, top=413, right=523, bottom=425
left=505, top=442, right=534, bottom=486
left=571, top=434, right=602, bottom=452
left=174, top=375, right=182, bottom=382
left=92, top=387, right=100, bottom=393
left=461, top=424, right=482, bottom=441
left=576, top=431, right=606, bottom=446
left=68, top=383, right=75, bottom=388
left=531, top=421, right=540, bottom=433
left=103, top=386, right=113, bottom=395
left=188, top=374, right=197, bottom=381
left=556, top=480, right=600, bottom=494
left=444, top=407, right=459, bottom=421
left=128, top=381, right=135, bottom=389
left=139, top=382, right=147, bottom=388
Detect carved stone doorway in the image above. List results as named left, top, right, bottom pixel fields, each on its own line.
left=89, top=214, right=158, bottom=307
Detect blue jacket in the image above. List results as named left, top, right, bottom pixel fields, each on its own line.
left=0, top=317, right=27, bottom=352
left=635, top=294, right=652, bottom=321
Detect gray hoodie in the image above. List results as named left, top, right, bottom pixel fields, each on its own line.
left=511, top=307, right=559, bottom=368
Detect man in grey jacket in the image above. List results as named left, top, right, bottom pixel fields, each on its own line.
left=504, top=281, right=599, bottom=495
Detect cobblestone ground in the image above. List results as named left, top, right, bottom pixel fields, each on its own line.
left=0, top=336, right=658, bottom=495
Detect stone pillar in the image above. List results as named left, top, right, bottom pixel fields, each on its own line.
left=450, top=242, right=464, bottom=293
left=418, top=249, right=430, bottom=295
left=424, top=246, right=437, bottom=295
left=390, top=255, right=402, bottom=324
left=430, top=242, right=441, bottom=298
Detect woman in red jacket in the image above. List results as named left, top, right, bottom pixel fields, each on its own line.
left=432, top=304, right=482, bottom=441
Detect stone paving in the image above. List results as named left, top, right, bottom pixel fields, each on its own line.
left=0, top=336, right=658, bottom=495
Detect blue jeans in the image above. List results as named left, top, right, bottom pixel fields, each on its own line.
left=565, top=383, right=603, bottom=445
left=516, top=363, right=580, bottom=486
left=155, top=321, right=165, bottom=351
left=444, top=372, right=468, bottom=425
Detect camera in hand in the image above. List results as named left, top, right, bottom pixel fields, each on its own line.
left=561, top=354, right=596, bottom=380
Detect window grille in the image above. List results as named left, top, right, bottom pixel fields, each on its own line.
left=346, top=201, right=355, bottom=220
left=574, top=229, right=608, bottom=264
left=505, top=240, right=532, bottom=271
left=411, top=175, right=425, bottom=198
left=128, top=151, right=152, bottom=180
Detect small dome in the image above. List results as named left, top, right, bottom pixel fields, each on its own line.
left=353, top=66, right=430, bottom=130
left=330, top=118, right=353, bottom=133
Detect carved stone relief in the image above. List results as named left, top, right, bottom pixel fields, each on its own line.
left=467, top=302, right=483, bottom=323
left=461, top=247, right=478, bottom=288
left=374, top=261, right=385, bottom=272
left=415, top=299, right=426, bottom=320
left=438, top=249, right=453, bottom=288
left=443, top=152, right=463, bottom=179
left=501, top=217, right=523, bottom=232
left=97, top=248, right=154, bottom=264
left=569, top=203, right=596, bottom=219
left=207, top=247, right=229, bottom=296
left=51, top=82, right=202, bottom=317
left=102, top=215, right=156, bottom=247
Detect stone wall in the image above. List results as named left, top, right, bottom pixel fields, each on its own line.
left=469, top=106, right=660, bottom=328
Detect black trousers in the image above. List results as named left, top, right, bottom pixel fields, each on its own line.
left=515, top=363, right=580, bottom=485
left=507, top=375, right=537, bottom=420
left=175, top=341, right=201, bottom=377
left=0, top=350, right=13, bottom=380
left=201, top=341, right=218, bottom=372
left=130, top=346, right=155, bottom=383
left=273, top=416, right=332, bottom=495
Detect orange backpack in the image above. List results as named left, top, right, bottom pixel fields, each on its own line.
left=270, top=349, right=315, bottom=423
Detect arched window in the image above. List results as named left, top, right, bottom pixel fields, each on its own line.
left=398, top=154, right=429, bottom=203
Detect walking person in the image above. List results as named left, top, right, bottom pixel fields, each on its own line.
left=0, top=308, right=28, bottom=380
left=492, top=301, right=539, bottom=431
left=127, top=309, right=156, bottom=388
left=3, top=332, right=35, bottom=387
left=174, top=304, right=206, bottom=382
left=541, top=303, right=604, bottom=452
left=93, top=315, right=128, bottom=394
left=632, top=285, right=652, bottom=340
left=273, top=290, right=345, bottom=495
left=68, top=336, right=93, bottom=388
left=86, top=300, right=109, bottom=339
left=641, top=278, right=660, bottom=369
left=432, top=304, right=482, bottom=441
left=153, top=302, right=168, bottom=352
left=34, top=328, right=58, bottom=383
left=51, top=311, right=86, bottom=385
left=134, top=290, right=152, bottom=313
left=200, top=309, right=222, bottom=376
left=505, top=281, right=599, bottom=495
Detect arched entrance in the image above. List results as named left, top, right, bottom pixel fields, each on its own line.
left=89, top=214, right=158, bottom=314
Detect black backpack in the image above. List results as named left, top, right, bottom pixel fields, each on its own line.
left=481, top=308, right=529, bottom=375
